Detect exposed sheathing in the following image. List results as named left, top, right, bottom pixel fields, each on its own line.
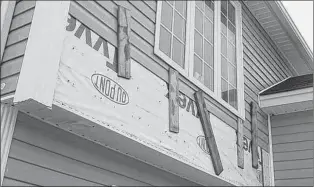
left=0, top=1, right=35, bottom=98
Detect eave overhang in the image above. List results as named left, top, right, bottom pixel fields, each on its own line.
left=245, top=1, right=313, bottom=75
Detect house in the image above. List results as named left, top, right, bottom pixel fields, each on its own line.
left=1, top=0, right=313, bottom=186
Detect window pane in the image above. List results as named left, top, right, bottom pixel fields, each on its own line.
left=221, top=0, right=227, bottom=16
left=204, top=18, right=213, bottom=43
left=228, top=2, right=235, bottom=25
left=228, top=23, right=236, bottom=45
left=204, top=64, right=214, bottom=91
left=204, top=41, right=213, bottom=66
left=221, top=34, right=227, bottom=57
left=205, top=0, right=214, bottom=11
left=196, top=0, right=204, bottom=11
left=229, top=85, right=237, bottom=109
left=167, top=0, right=174, bottom=6
left=175, top=1, right=186, bottom=18
left=195, top=7, right=203, bottom=34
left=228, top=42, right=236, bottom=65
left=172, top=37, right=185, bottom=68
left=229, top=63, right=237, bottom=87
left=194, top=31, right=203, bottom=58
left=221, top=14, right=227, bottom=35
left=221, top=56, right=228, bottom=79
left=194, top=55, right=203, bottom=81
left=159, top=26, right=172, bottom=57
left=174, top=12, right=185, bottom=41
left=221, top=79, right=228, bottom=102
left=205, top=3, right=214, bottom=21
left=161, top=2, right=173, bottom=30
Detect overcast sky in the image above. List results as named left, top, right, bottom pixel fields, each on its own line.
left=282, top=1, right=313, bottom=52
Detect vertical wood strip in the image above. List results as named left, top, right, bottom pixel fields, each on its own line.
left=194, top=90, right=223, bottom=175
left=251, top=102, right=258, bottom=169
left=168, top=68, right=179, bottom=133
left=262, top=149, right=271, bottom=186
left=1, top=103, right=18, bottom=185
left=117, top=6, right=131, bottom=79
left=237, top=118, right=244, bottom=169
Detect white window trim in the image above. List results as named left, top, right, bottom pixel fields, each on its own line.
left=154, top=1, right=245, bottom=120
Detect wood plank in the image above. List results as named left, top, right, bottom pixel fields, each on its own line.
left=168, top=68, right=179, bottom=133
left=117, top=5, right=131, bottom=79
left=251, top=102, right=258, bottom=169
left=273, top=150, right=313, bottom=162
left=275, top=169, right=313, bottom=180
left=273, top=141, right=314, bottom=153
left=142, top=0, right=156, bottom=12
left=128, top=1, right=155, bottom=22
left=5, top=158, right=103, bottom=186
left=1, top=56, right=23, bottom=79
left=194, top=90, right=223, bottom=175
left=10, top=8, right=34, bottom=31
left=2, top=177, right=38, bottom=187
left=274, top=159, right=314, bottom=171
left=237, top=118, right=244, bottom=169
left=271, top=110, right=313, bottom=127
left=9, top=139, right=149, bottom=186
left=272, top=132, right=313, bottom=145
left=275, top=178, right=313, bottom=187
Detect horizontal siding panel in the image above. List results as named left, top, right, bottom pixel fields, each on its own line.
left=273, top=150, right=313, bottom=162
left=0, top=74, right=19, bottom=96
left=5, top=158, right=102, bottom=186
left=275, top=169, right=313, bottom=180
left=274, top=159, right=314, bottom=171
left=9, top=139, right=149, bottom=186
left=272, top=132, right=313, bottom=144
left=271, top=111, right=313, bottom=127
left=1, top=56, right=23, bottom=78
left=6, top=24, right=31, bottom=46
left=128, top=1, right=156, bottom=22
left=2, top=40, right=28, bottom=62
left=142, top=0, right=157, bottom=12
left=13, top=0, right=36, bottom=16
left=10, top=8, right=34, bottom=31
left=272, top=123, right=314, bottom=136
left=2, top=177, right=38, bottom=187
left=13, top=112, right=197, bottom=186
left=276, top=178, right=313, bottom=186
left=273, top=141, right=314, bottom=153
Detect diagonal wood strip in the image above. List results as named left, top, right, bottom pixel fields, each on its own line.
left=194, top=90, right=223, bottom=175
left=251, top=102, right=259, bottom=169
left=237, top=118, right=244, bottom=169
left=168, top=68, right=179, bottom=133
left=117, top=5, right=131, bottom=79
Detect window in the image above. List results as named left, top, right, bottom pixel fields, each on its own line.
left=155, top=0, right=244, bottom=119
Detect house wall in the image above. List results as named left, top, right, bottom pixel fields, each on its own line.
left=3, top=112, right=198, bottom=186
left=65, top=0, right=295, bottom=153
left=271, top=110, right=314, bottom=186
left=0, top=0, right=36, bottom=98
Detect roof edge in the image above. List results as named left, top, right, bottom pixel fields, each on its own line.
left=267, top=1, right=313, bottom=71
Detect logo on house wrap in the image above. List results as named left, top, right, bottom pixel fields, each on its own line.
left=91, top=74, right=129, bottom=105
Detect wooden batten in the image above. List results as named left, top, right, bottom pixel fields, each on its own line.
left=1, top=103, right=18, bottom=185
left=117, top=5, right=131, bottom=79
left=168, top=68, right=179, bottom=133
left=250, top=102, right=258, bottom=169
left=237, top=118, right=244, bottom=169
left=194, top=90, right=223, bottom=175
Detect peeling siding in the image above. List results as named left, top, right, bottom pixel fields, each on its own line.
left=0, top=1, right=35, bottom=97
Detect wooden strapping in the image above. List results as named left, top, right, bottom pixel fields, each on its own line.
left=262, top=149, right=271, bottom=186
left=168, top=68, right=179, bottom=133
left=237, top=118, right=244, bottom=169
left=250, top=102, right=258, bottom=169
left=117, top=6, right=131, bottom=79
left=194, top=90, right=223, bottom=175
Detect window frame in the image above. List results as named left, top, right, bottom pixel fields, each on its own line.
left=154, top=0, right=245, bottom=120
